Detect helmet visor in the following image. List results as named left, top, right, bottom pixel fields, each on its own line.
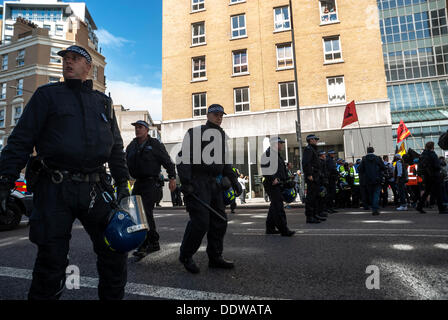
left=119, top=195, right=148, bottom=233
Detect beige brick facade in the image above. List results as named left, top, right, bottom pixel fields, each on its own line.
left=163, top=0, right=388, bottom=121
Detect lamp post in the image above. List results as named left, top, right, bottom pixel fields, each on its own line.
left=288, top=0, right=305, bottom=198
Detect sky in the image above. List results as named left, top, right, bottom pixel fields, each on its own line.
left=69, top=0, right=164, bottom=120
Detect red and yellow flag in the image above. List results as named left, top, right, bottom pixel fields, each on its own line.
left=397, top=120, right=411, bottom=144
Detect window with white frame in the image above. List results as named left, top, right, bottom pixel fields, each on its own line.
left=234, top=87, right=250, bottom=112
left=274, top=6, right=291, bottom=32
left=192, top=0, right=205, bottom=12
left=2, top=54, right=8, bottom=71
left=16, top=49, right=25, bottom=67
left=327, top=76, right=346, bottom=104
left=56, top=25, right=64, bottom=36
left=5, top=36, right=12, bottom=43
left=319, top=0, right=338, bottom=24
left=43, top=24, right=51, bottom=31
left=0, top=108, right=5, bottom=128
left=192, top=22, right=205, bottom=45
left=230, top=0, right=245, bottom=4
left=50, top=47, right=62, bottom=64
left=192, top=56, right=206, bottom=80
left=279, top=82, right=296, bottom=108
left=231, top=14, right=247, bottom=39
left=193, top=92, right=207, bottom=117
left=323, top=36, right=342, bottom=62
left=276, top=43, right=294, bottom=69
left=1, top=83, right=6, bottom=100
left=93, top=65, right=98, bottom=80
left=16, top=79, right=24, bottom=96
left=12, top=104, right=23, bottom=126
left=232, top=49, right=248, bottom=75
left=5, top=24, right=13, bottom=31
left=49, top=76, right=60, bottom=83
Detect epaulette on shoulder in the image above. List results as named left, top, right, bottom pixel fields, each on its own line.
left=94, top=90, right=111, bottom=101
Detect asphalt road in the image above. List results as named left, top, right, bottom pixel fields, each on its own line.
left=1, top=206, right=447, bottom=300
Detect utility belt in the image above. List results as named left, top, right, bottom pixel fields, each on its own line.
left=136, top=176, right=159, bottom=183
left=25, top=156, right=106, bottom=191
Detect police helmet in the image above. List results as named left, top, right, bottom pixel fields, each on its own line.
left=223, top=188, right=236, bottom=206
left=282, top=188, right=297, bottom=203
left=104, top=199, right=148, bottom=253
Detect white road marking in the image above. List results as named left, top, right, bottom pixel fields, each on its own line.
left=233, top=233, right=448, bottom=238
left=434, top=243, right=448, bottom=250
left=0, top=266, right=280, bottom=300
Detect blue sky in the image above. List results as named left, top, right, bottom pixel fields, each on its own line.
left=71, top=0, right=164, bottom=120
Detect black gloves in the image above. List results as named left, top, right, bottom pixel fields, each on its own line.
left=115, top=180, right=130, bottom=204
left=181, top=184, right=195, bottom=196
left=0, top=176, right=15, bottom=213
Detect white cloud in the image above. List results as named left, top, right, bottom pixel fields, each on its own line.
left=107, top=81, right=162, bottom=120
left=96, top=29, right=131, bottom=48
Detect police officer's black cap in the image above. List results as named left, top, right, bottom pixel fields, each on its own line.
left=328, top=150, right=336, bottom=155
left=208, top=104, right=227, bottom=115
left=270, top=136, right=285, bottom=144
left=132, top=120, right=150, bottom=129
left=58, top=45, right=92, bottom=64
left=306, top=134, right=320, bottom=141
left=319, top=151, right=326, bottom=156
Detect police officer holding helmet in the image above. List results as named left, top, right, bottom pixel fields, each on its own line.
left=302, top=134, right=326, bottom=224
left=177, top=104, right=242, bottom=274
left=126, top=120, right=177, bottom=258
left=0, top=45, right=131, bottom=300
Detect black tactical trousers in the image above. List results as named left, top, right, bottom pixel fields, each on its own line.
left=28, top=176, right=128, bottom=300
left=418, top=176, right=445, bottom=212
left=265, top=185, right=288, bottom=233
left=133, top=179, right=160, bottom=246
left=327, top=180, right=336, bottom=209
left=180, top=177, right=227, bottom=260
left=305, top=179, right=320, bottom=217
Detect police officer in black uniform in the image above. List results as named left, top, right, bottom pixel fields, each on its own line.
left=177, top=104, right=242, bottom=274
left=325, top=150, right=338, bottom=213
left=317, top=151, right=329, bottom=217
left=261, top=137, right=296, bottom=237
left=126, top=120, right=177, bottom=258
left=302, top=134, right=326, bottom=224
left=0, top=46, right=130, bottom=300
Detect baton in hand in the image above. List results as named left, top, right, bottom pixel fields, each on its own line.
left=189, top=193, right=228, bottom=222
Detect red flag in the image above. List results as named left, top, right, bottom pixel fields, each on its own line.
left=341, top=100, right=359, bottom=128
left=397, top=120, right=411, bottom=144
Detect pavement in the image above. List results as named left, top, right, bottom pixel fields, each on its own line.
left=0, top=206, right=447, bottom=301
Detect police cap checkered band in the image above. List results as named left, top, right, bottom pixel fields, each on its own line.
left=132, top=120, right=150, bottom=129
left=270, top=137, right=285, bottom=144
left=307, top=134, right=320, bottom=141
left=58, top=45, right=92, bottom=64
left=207, top=104, right=227, bottom=115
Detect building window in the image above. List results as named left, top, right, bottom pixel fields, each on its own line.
left=192, top=0, right=205, bottom=12
left=49, top=76, right=60, bottom=83
left=56, top=24, right=64, bottom=36
left=0, top=108, right=5, bottom=128
left=234, top=87, right=250, bottom=112
left=192, top=22, right=206, bottom=45
left=16, top=50, right=25, bottom=67
left=192, top=56, right=206, bottom=80
left=50, top=47, right=62, bottom=64
left=327, top=76, right=346, bottom=104
left=5, top=36, right=12, bottom=43
left=319, top=0, right=338, bottom=24
left=0, top=83, right=6, bottom=100
left=5, top=24, right=13, bottom=31
left=93, top=66, right=98, bottom=81
left=274, top=6, right=291, bottom=32
left=435, top=45, right=448, bottom=77
left=431, top=9, right=448, bottom=36
left=43, top=24, right=51, bottom=31
left=16, top=79, right=24, bottom=96
left=12, top=104, right=23, bottom=126
left=1, top=55, right=7, bottom=71
left=276, top=43, right=294, bottom=69
left=279, top=82, right=296, bottom=108
left=231, top=14, right=247, bottom=39
left=193, top=92, right=207, bottom=117
left=323, top=36, right=342, bottom=63
left=232, top=50, right=248, bottom=75
left=230, top=0, right=245, bottom=4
